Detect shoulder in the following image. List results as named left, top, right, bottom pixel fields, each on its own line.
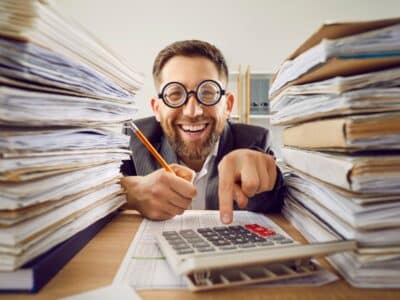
left=230, top=122, right=268, bottom=136
left=228, top=122, right=269, bottom=148
left=133, top=116, right=163, bottom=144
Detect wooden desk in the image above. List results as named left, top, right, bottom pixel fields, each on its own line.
left=2, top=211, right=399, bottom=300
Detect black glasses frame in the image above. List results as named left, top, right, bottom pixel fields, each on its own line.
left=158, top=79, right=226, bottom=109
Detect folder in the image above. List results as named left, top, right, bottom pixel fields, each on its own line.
left=282, top=147, right=400, bottom=193
left=288, top=18, right=400, bottom=62
left=282, top=111, right=400, bottom=150
left=282, top=165, right=400, bottom=230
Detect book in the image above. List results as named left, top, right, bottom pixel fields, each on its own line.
left=0, top=212, right=116, bottom=293
left=282, top=147, right=400, bottom=193
left=282, top=111, right=400, bottom=150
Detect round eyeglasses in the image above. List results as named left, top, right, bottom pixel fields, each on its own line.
left=158, top=79, right=226, bottom=108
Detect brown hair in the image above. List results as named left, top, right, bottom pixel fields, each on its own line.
left=152, top=40, right=229, bottom=88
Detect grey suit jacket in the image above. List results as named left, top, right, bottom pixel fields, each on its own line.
left=121, top=117, right=284, bottom=213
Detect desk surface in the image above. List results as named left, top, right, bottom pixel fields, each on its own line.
left=2, top=210, right=399, bottom=300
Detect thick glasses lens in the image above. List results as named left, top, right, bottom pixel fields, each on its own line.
left=163, top=83, right=186, bottom=107
left=197, top=80, right=222, bottom=105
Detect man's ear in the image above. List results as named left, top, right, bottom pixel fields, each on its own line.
left=224, top=92, right=235, bottom=118
left=150, top=98, right=161, bottom=122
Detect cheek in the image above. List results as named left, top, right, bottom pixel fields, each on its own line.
left=159, top=109, right=180, bottom=128
left=208, top=106, right=228, bottom=124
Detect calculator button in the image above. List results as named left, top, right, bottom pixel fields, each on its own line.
left=277, top=239, right=294, bottom=244
left=211, top=240, right=231, bottom=246
left=162, top=231, right=179, bottom=236
left=172, top=244, right=191, bottom=250
left=197, top=228, right=213, bottom=233
left=177, top=249, right=195, bottom=255
left=224, top=233, right=239, bottom=240
left=249, top=236, right=266, bottom=242
left=219, top=245, right=237, bottom=251
left=228, top=225, right=242, bottom=231
left=199, top=231, right=217, bottom=237
left=179, top=229, right=196, bottom=234
left=164, top=235, right=184, bottom=242
left=185, top=237, right=204, bottom=243
left=231, top=238, right=248, bottom=244
left=205, top=235, right=220, bottom=241
left=213, top=226, right=228, bottom=231
left=239, top=243, right=256, bottom=248
left=257, top=241, right=275, bottom=247
left=192, top=242, right=210, bottom=248
left=168, top=239, right=188, bottom=246
left=197, top=247, right=215, bottom=252
left=271, top=234, right=286, bottom=241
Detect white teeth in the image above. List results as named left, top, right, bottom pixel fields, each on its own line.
left=181, top=124, right=206, bottom=132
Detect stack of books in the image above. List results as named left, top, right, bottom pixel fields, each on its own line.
left=0, top=0, right=143, bottom=292
left=269, top=18, right=400, bottom=288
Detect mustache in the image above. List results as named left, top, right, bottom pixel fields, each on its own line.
left=174, top=117, right=212, bottom=124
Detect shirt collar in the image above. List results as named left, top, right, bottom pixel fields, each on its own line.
left=179, top=138, right=220, bottom=180
left=195, top=138, right=219, bottom=179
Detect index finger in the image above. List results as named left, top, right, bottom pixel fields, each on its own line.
left=218, top=160, right=237, bottom=224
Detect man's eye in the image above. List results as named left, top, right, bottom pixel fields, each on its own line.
left=200, top=90, right=216, bottom=99
left=167, top=91, right=183, bottom=100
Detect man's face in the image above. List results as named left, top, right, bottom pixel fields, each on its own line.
left=151, top=56, right=234, bottom=163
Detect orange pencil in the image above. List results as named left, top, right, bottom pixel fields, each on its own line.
left=127, top=121, right=175, bottom=174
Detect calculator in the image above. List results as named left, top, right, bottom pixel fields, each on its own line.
left=156, top=223, right=356, bottom=291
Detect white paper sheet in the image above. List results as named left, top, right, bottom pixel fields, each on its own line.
left=113, top=210, right=337, bottom=290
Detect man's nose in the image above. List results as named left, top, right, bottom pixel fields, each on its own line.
left=182, top=94, right=203, bottom=117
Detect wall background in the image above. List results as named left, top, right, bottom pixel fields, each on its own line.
left=57, top=0, right=400, bottom=119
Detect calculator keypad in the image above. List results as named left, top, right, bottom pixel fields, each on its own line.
left=162, top=224, right=294, bottom=255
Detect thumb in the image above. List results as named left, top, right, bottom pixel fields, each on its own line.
left=170, top=163, right=195, bottom=183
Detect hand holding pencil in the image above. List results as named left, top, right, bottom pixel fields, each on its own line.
left=121, top=121, right=196, bottom=220
left=127, top=120, right=176, bottom=174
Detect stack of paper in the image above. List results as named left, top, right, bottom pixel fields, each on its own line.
left=270, top=18, right=400, bottom=288
left=0, top=0, right=143, bottom=291
left=270, top=18, right=400, bottom=98
left=271, top=68, right=400, bottom=126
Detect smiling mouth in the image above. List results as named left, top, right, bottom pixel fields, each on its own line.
left=178, top=123, right=209, bottom=133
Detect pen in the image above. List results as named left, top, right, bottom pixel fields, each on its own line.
left=126, top=120, right=175, bottom=174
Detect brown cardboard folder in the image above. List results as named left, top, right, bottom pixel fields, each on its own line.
left=283, top=111, right=400, bottom=151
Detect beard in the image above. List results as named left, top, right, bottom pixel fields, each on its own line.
left=161, top=118, right=222, bottom=162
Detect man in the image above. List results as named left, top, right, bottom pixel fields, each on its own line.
left=121, top=40, right=284, bottom=224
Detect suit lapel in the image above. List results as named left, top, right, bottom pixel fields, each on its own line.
left=160, top=136, right=179, bottom=165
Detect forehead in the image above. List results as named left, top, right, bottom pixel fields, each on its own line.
left=160, top=56, right=220, bottom=88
